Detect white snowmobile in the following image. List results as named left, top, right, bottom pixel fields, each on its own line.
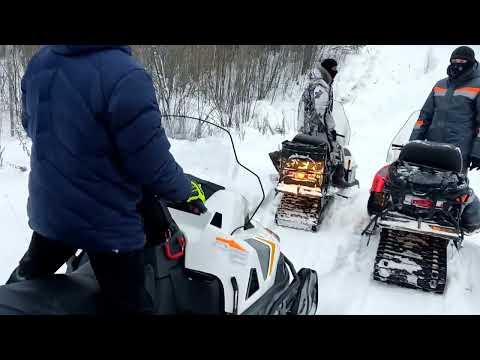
left=270, top=101, right=358, bottom=232
left=363, top=111, right=474, bottom=294
left=0, top=116, right=318, bottom=315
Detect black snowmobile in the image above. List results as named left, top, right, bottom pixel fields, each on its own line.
left=269, top=101, right=358, bottom=232
left=0, top=116, right=318, bottom=315
left=363, top=111, right=474, bottom=294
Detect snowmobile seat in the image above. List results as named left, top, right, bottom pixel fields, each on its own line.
left=0, top=262, right=100, bottom=315
left=293, top=133, right=329, bottom=147
left=399, top=141, right=463, bottom=173
left=0, top=244, right=226, bottom=315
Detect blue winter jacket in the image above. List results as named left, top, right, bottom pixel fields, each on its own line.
left=21, top=45, right=191, bottom=252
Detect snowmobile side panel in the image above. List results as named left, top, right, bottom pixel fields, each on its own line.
left=241, top=254, right=291, bottom=315
left=183, top=220, right=282, bottom=314
left=137, top=245, right=226, bottom=314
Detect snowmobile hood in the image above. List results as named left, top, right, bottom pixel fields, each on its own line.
left=51, top=45, right=132, bottom=56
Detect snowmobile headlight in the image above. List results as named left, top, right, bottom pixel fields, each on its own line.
left=295, top=172, right=306, bottom=180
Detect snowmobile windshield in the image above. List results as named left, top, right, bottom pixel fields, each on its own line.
left=332, top=101, right=351, bottom=147
left=386, top=110, right=421, bottom=163
left=161, top=114, right=265, bottom=224
left=296, top=99, right=351, bottom=147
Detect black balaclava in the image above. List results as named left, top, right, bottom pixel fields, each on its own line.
left=321, top=58, right=338, bottom=80
left=447, top=46, right=476, bottom=80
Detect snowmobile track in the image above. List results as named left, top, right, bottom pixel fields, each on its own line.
left=274, top=194, right=333, bottom=232
left=373, top=228, right=448, bottom=294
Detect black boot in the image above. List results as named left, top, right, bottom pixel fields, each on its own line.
left=332, top=165, right=359, bottom=189
left=5, top=266, right=28, bottom=285
left=461, top=194, right=480, bottom=234
left=367, top=192, right=387, bottom=216
left=5, top=232, right=77, bottom=285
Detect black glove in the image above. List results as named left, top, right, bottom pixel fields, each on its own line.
left=329, top=129, right=337, bottom=142
left=186, top=180, right=207, bottom=215
left=470, top=158, right=480, bottom=171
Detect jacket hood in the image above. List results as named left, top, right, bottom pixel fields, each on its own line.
left=450, top=61, right=480, bottom=84
left=318, top=65, right=333, bottom=85
left=308, top=65, right=333, bottom=86
left=51, top=45, right=132, bottom=56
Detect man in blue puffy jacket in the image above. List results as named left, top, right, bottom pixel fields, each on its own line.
left=7, top=45, right=206, bottom=313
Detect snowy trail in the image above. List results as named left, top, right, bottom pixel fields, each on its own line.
left=239, top=45, right=480, bottom=314
left=2, top=45, right=480, bottom=313
left=270, top=45, right=480, bottom=314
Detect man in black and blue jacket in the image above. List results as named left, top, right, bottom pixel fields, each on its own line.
left=410, top=46, right=480, bottom=232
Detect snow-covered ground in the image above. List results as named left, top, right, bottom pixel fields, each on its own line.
left=2, top=45, right=480, bottom=314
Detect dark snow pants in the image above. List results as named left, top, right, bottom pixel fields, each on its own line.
left=6, top=232, right=153, bottom=314
left=461, top=195, right=480, bottom=232
left=461, top=164, right=480, bottom=232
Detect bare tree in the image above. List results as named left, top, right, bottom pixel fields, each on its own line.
left=6, top=45, right=15, bottom=137
left=0, top=45, right=363, bottom=145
